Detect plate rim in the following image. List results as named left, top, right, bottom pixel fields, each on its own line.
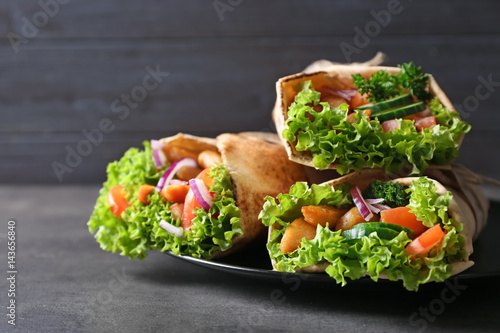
left=165, top=251, right=500, bottom=285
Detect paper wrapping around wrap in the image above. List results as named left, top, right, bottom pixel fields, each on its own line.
left=302, top=51, right=387, bottom=73
left=161, top=132, right=307, bottom=258
left=423, top=164, right=489, bottom=240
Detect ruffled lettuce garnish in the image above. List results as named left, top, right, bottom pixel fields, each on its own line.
left=282, top=81, right=471, bottom=174
left=88, top=142, right=242, bottom=260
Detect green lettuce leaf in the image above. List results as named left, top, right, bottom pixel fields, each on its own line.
left=88, top=142, right=242, bottom=260
left=283, top=82, right=471, bottom=174
left=88, top=142, right=162, bottom=259
left=260, top=178, right=467, bottom=291
left=150, top=164, right=242, bottom=258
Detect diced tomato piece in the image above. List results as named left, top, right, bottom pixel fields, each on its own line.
left=137, top=184, right=155, bottom=205
left=170, top=203, right=184, bottom=221
left=381, top=119, right=399, bottom=133
left=380, top=206, right=428, bottom=237
left=181, top=189, right=202, bottom=230
left=160, top=184, right=190, bottom=203
left=107, top=185, right=130, bottom=217
left=347, top=113, right=355, bottom=124
left=347, top=109, right=371, bottom=124
left=196, top=168, right=214, bottom=189
left=403, top=108, right=432, bottom=121
left=414, top=116, right=437, bottom=131
left=349, top=92, right=370, bottom=109
left=406, top=224, right=446, bottom=256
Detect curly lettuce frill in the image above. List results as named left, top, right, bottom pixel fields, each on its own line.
left=282, top=82, right=471, bottom=174
left=259, top=179, right=466, bottom=291
left=88, top=142, right=242, bottom=260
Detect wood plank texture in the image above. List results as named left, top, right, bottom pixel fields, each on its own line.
left=2, top=0, right=499, bottom=38
left=1, top=1, right=499, bottom=183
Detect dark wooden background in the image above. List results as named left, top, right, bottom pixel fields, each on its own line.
left=1, top=0, right=499, bottom=184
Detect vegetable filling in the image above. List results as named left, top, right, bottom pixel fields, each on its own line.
left=259, top=177, right=466, bottom=291
left=282, top=63, right=471, bottom=174
left=88, top=141, right=242, bottom=260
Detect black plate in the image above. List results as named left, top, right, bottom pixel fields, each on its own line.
left=166, top=201, right=500, bottom=285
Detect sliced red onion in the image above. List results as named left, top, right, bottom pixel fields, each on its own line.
left=331, top=90, right=351, bottom=101
left=350, top=186, right=373, bottom=221
left=372, top=203, right=391, bottom=211
left=152, top=149, right=161, bottom=167
left=343, top=90, right=358, bottom=97
left=188, top=178, right=213, bottom=211
left=150, top=139, right=163, bottom=150
left=366, top=202, right=392, bottom=214
left=366, top=203, right=380, bottom=214
left=156, top=158, right=198, bottom=192
left=169, top=179, right=188, bottom=186
left=152, top=148, right=167, bottom=169
left=324, top=87, right=358, bottom=101
left=365, top=198, right=385, bottom=205
left=159, top=220, right=183, bottom=237
left=151, top=139, right=168, bottom=169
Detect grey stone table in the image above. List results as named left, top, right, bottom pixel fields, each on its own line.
left=1, top=185, right=499, bottom=333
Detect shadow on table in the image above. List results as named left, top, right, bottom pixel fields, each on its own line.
left=132, top=247, right=500, bottom=331
left=129, top=202, right=500, bottom=331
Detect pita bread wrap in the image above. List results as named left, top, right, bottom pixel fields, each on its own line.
left=212, top=132, right=307, bottom=257
left=272, top=55, right=470, bottom=175
left=261, top=168, right=481, bottom=291
left=88, top=132, right=306, bottom=260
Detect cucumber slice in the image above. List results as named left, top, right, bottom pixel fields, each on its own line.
left=342, top=221, right=414, bottom=242
left=144, top=175, right=161, bottom=186
left=342, top=226, right=400, bottom=242
left=356, top=94, right=413, bottom=113
left=372, top=102, right=426, bottom=122
left=349, top=222, right=414, bottom=239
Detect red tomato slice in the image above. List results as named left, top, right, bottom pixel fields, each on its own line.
left=381, top=119, right=400, bottom=133
left=137, top=184, right=155, bottom=205
left=196, top=168, right=214, bottom=189
left=403, top=109, right=432, bottom=121
left=170, top=203, right=184, bottom=221
left=414, top=116, right=437, bottom=131
left=181, top=189, right=202, bottom=230
left=406, top=224, right=446, bottom=256
left=347, top=109, right=371, bottom=124
left=107, top=185, right=131, bottom=217
left=349, top=92, right=370, bottom=109
left=380, top=206, right=427, bottom=238
left=160, top=184, right=190, bottom=203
